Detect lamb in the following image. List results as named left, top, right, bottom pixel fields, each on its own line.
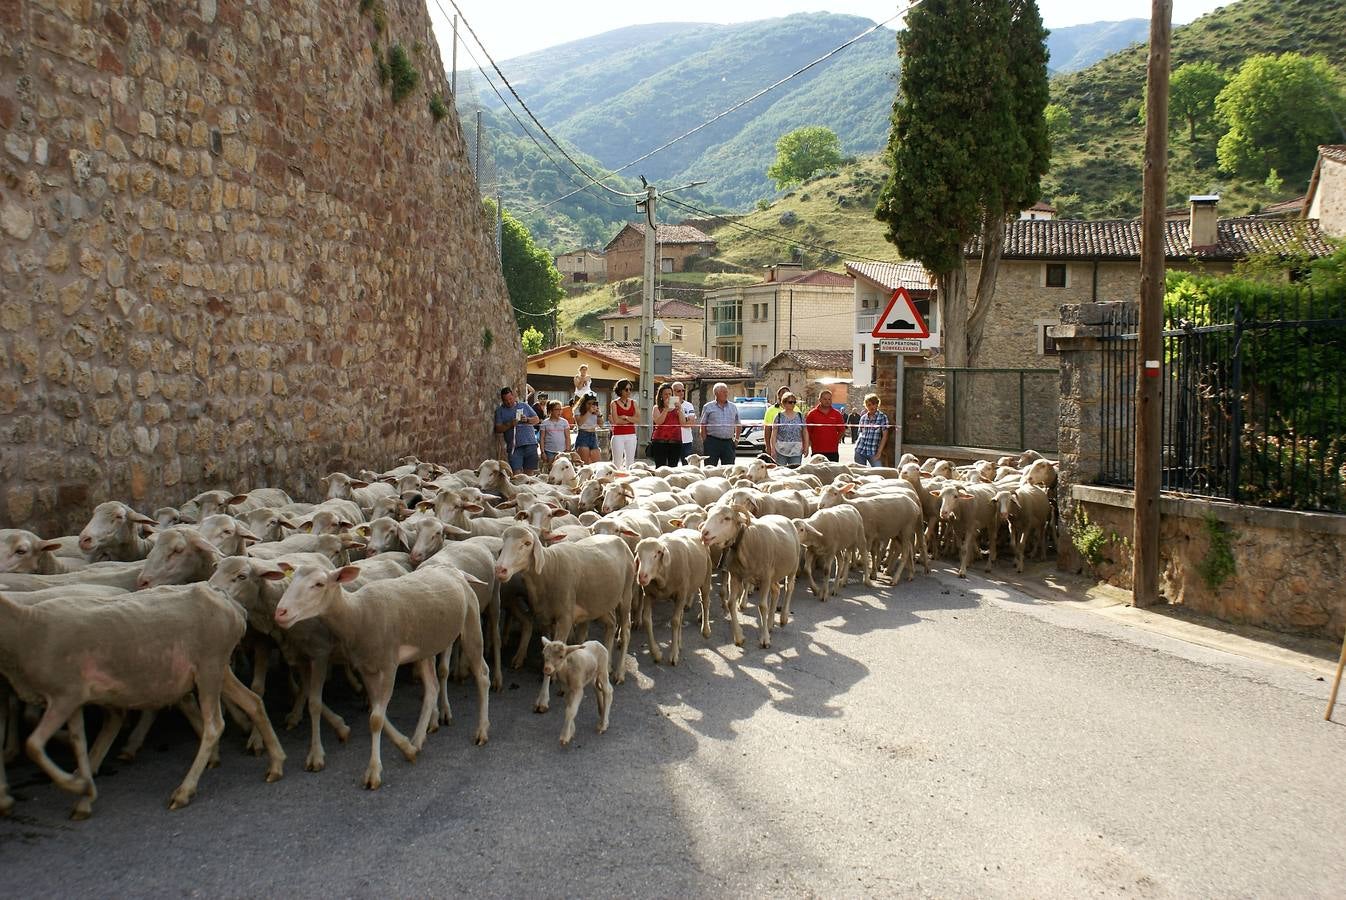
left=78, top=502, right=158, bottom=561
left=698, top=506, right=800, bottom=649
left=817, top=483, right=925, bottom=583
left=239, top=507, right=299, bottom=543
left=792, top=505, right=868, bottom=601
left=271, top=563, right=490, bottom=790
left=538, top=638, right=612, bottom=746
left=322, top=472, right=397, bottom=513
left=494, top=527, right=634, bottom=712
left=932, top=482, right=1001, bottom=577
left=0, top=530, right=89, bottom=575
left=0, top=584, right=284, bottom=818
left=546, top=456, right=579, bottom=489
left=633, top=531, right=713, bottom=665
left=356, top=516, right=412, bottom=554
left=137, top=525, right=224, bottom=588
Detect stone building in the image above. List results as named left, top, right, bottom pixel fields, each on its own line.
left=602, top=222, right=716, bottom=281
left=1306, top=144, right=1346, bottom=238
left=0, top=0, right=520, bottom=535
left=598, top=298, right=704, bottom=353
left=554, top=247, right=606, bottom=285
left=760, top=349, right=852, bottom=407
left=704, top=265, right=853, bottom=388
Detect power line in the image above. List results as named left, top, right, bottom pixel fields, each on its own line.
left=525, top=8, right=912, bottom=214
left=432, top=0, right=645, bottom=201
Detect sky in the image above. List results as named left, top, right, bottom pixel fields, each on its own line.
left=427, top=1, right=1229, bottom=66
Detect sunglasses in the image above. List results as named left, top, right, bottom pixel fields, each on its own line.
left=784, top=400, right=796, bottom=405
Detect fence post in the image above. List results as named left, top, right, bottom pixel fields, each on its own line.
left=949, top=370, right=958, bottom=446
left=1019, top=370, right=1026, bottom=451
left=1229, top=300, right=1243, bottom=503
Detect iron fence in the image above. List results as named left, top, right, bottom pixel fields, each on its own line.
left=902, top=366, right=1059, bottom=453
left=1097, top=290, right=1346, bottom=513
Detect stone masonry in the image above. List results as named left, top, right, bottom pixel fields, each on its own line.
left=0, top=0, right=521, bottom=536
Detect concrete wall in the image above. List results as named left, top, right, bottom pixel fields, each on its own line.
left=603, top=315, right=703, bottom=354
left=0, top=0, right=520, bottom=536
left=555, top=250, right=606, bottom=283
left=740, top=285, right=852, bottom=369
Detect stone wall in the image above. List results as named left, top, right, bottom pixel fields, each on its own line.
left=1072, top=485, right=1346, bottom=641
left=0, top=0, right=521, bottom=536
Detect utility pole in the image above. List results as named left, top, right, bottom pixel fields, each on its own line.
left=450, top=15, right=458, bottom=98
left=638, top=183, right=657, bottom=446
left=1133, top=0, right=1172, bottom=608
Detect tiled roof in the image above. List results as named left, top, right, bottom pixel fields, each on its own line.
left=567, top=341, right=750, bottom=382
left=1026, top=200, right=1057, bottom=212
left=1256, top=196, right=1307, bottom=217
left=604, top=222, right=716, bottom=250
left=844, top=260, right=936, bottom=293
left=964, top=217, right=1335, bottom=261
left=1320, top=145, right=1346, bottom=165
left=748, top=269, right=853, bottom=288
left=764, top=349, right=853, bottom=371
left=555, top=247, right=603, bottom=258
left=597, top=299, right=704, bottom=321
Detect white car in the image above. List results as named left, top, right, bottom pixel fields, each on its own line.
left=734, top=401, right=769, bottom=457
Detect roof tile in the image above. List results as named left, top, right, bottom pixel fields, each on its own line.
left=565, top=341, right=750, bottom=382
left=597, top=298, right=704, bottom=320
left=844, top=260, right=936, bottom=293
left=764, top=349, right=853, bottom=371
left=964, top=217, right=1334, bottom=261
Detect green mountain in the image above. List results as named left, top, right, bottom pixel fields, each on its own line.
left=1047, top=0, right=1346, bottom=218
left=454, top=12, right=1148, bottom=247
left=1046, top=19, right=1148, bottom=74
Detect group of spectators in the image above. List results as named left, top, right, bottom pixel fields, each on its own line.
left=492, top=364, right=891, bottom=474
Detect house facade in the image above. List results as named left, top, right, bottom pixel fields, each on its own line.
left=1306, top=144, right=1346, bottom=238
left=845, top=260, right=938, bottom=390
left=598, top=298, right=705, bottom=353
left=554, top=248, right=606, bottom=285
left=703, top=265, right=854, bottom=385
left=525, top=341, right=750, bottom=410
left=761, top=349, right=853, bottom=407
left=603, top=223, right=717, bottom=281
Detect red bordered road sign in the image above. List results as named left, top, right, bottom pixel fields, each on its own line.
left=871, top=287, right=930, bottom=339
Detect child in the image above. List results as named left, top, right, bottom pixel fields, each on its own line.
left=539, top=400, right=571, bottom=468
left=573, top=394, right=602, bottom=465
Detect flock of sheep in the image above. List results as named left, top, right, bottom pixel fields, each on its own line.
left=0, top=448, right=1057, bottom=820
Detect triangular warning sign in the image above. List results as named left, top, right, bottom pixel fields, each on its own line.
left=871, top=287, right=930, bottom=339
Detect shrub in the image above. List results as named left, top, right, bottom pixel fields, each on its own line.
left=1196, top=515, right=1236, bottom=589
left=429, top=94, right=448, bottom=122
left=388, top=44, right=419, bottom=103
left=778, top=210, right=798, bottom=227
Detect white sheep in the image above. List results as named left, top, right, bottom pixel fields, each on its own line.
left=698, top=506, right=800, bottom=649
left=538, top=637, right=612, bottom=746
left=634, top=530, right=713, bottom=665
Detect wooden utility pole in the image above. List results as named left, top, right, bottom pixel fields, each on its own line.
left=1133, top=0, right=1172, bottom=608
left=638, top=184, right=657, bottom=443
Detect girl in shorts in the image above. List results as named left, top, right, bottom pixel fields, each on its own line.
left=573, top=394, right=602, bottom=465
left=539, top=400, right=572, bottom=468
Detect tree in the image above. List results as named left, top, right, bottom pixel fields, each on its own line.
left=490, top=200, right=564, bottom=335
left=1215, top=53, right=1344, bottom=178
left=766, top=126, right=844, bottom=190
left=1044, top=103, right=1072, bottom=146
left=1168, top=62, right=1227, bottom=142
left=521, top=326, right=545, bottom=355
left=875, top=0, right=1051, bottom=367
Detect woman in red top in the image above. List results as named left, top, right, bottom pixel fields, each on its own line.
left=609, top=379, right=638, bottom=468
left=649, top=383, right=686, bottom=468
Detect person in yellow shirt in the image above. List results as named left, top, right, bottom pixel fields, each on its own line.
left=762, top=385, right=790, bottom=458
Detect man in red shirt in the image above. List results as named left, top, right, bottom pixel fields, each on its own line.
left=805, top=389, right=846, bottom=462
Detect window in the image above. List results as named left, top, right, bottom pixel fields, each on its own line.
left=661, top=258, right=673, bottom=273
left=608, top=327, right=615, bottom=340
left=1034, top=319, right=1058, bottom=356
left=1045, top=263, right=1068, bottom=288
left=860, top=343, right=866, bottom=362
left=575, top=256, right=584, bottom=264
left=573, top=272, right=588, bottom=283
left=622, top=326, right=629, bottom=341
left=670, top=326, right=683, bottom=341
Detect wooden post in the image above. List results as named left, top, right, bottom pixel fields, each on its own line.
left=1132, top=0, right=1172, bottom=608
left=1327, top=630, right=1346, bottom=721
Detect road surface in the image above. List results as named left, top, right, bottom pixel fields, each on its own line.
left=2, top=563, right=1343, bottom=897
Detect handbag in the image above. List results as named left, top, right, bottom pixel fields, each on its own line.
left=776, top=440, right=803, bottom=458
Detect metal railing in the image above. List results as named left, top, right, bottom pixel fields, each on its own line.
left=1097, top=290, right=1346, bottom=512
left=902, top=366, right=1059, bottom=453
left=856, top=312, right=879, bottom=333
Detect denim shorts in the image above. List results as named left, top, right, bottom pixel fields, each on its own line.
left=509, top=443, right=539, bottom=472
left=575, top=430, right=599, bottom=451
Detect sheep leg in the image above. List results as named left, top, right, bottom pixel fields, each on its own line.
left=305, top=661, right=348, bottom=772
left=558, top=682, right=583, bottom=746
left=614, top=593, right=632, bottom=685
left=249, top=642, right=270, bottom=697
left=342, top=664, right=365, bottom=698
left=643, top=593, right=663, bottom=665
left=0, top=749, right=10, bottom=817
left=435, top=654, right=453, bottom=728
left=510, top=610, right=534, bottom=670
left=458, top=607, right=491, bottom=746
left=88, top=707, right=126, bottom=774
left=669, top=594, right=687, bottom=667
left=778, top=573, right=796, bottom=628
left=168, top=686, right=224, bottom=812
left=957, top=529, right=975, bottom=578
left=594, top=670, right=612, bottom=735
left=361, top=669, right=394, bottom=790
left=917, top=525, right=932, bottom=574
left=3, top=684, right=18, bottom=763
left=410, top=657, right=439, bottom=752
left=24, top=698, right=86, bottom=797
left=0, top=689, right=10, bottom=815
left=486, top=584, right=504, bottom=692
left=219, top=669, right=285, bottom=785
left=804, top=551, right=823, bottom=598
left=118, top=709, right=157, bottom=761
left=726, top=576, right=746, bottom=647
left=66, top=709, right=98, bottom=820
left=757, top=582, right=774, bottom=649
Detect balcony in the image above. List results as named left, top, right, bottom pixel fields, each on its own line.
left=715, top=321, right=742, bottom=338
left=856, top=312, right=879, bottom=334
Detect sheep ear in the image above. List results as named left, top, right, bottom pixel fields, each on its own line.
left=442, top=523, right=471, bottom=537
left=530, top=536, right=547, bottom=572
left=237, top=525, right=261, bottom=542
left=540, top=636, right=556, bottom=650
left=545, top=532, right=569, bottom=545
left=460, top=572, right=487, bottom=586
left=667, top=519, right=683, bottom=529
left=226, top=494, right=249, bottom=507
left=415, top=500, right=435, bottom=512
left=277, top=561, right=295, bottom=575
left=188, top=531, right=223, bottom=556
left=334, top=565, right=362, bottom=584
left=355, top=524, right=372, bottom=537
left=548, top=507, right=568, bottom=518
left=128, top=510, right=157, bottom=525
left=298, top=520, right=314, bottom=533
left=350, top=480, right=369, bottom=489
left=278, top=517, right=297, bottom=531
left=260, top=568, right=288, bottom=581
left=465, top=502, right=489, bottom=513
left=38, top=541, right=63, bottom=553
left=338, top=520, right=355, bottom=530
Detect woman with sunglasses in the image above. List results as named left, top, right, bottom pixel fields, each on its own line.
left=609, top=379, right=638, bottom=468
left=771, top=392, right=809, bottom=467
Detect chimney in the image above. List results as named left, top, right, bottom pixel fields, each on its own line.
left=618, top=301, right=629, bottom=315
left=1189, top=195, right=1220, bottom=249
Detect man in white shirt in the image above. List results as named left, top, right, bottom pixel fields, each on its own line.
left=670, top=381, right=697, bottom=463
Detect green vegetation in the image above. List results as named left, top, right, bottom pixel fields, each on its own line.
left=373, top=44, right=390, bottom=85
left=876, top=0, right=1049, bottom=367
left=482, top=327, right=494, bottom=351
left=767, top=126, right=844, bottom=190
left=429, top=94, right=449, bottom=123
left=387, top=44, right=419, bottom=104
left=1215, top=53, right=1344, bottom=178
left=1168, top=61, right=1228, bottom=142
left=491, top=200, right=565, bottom=335
left=557, top=271, right=757, bottom=343
left=1070, top=508, right=1110, bottom=567
left=1046, top=0, right=1346, bottom=218
left=521, top=326, right=546, bottom=355
left=1196, top=515, right=1237, bottom=589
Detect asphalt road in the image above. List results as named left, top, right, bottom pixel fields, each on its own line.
left=3, top=563, right=1344, bottom=897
